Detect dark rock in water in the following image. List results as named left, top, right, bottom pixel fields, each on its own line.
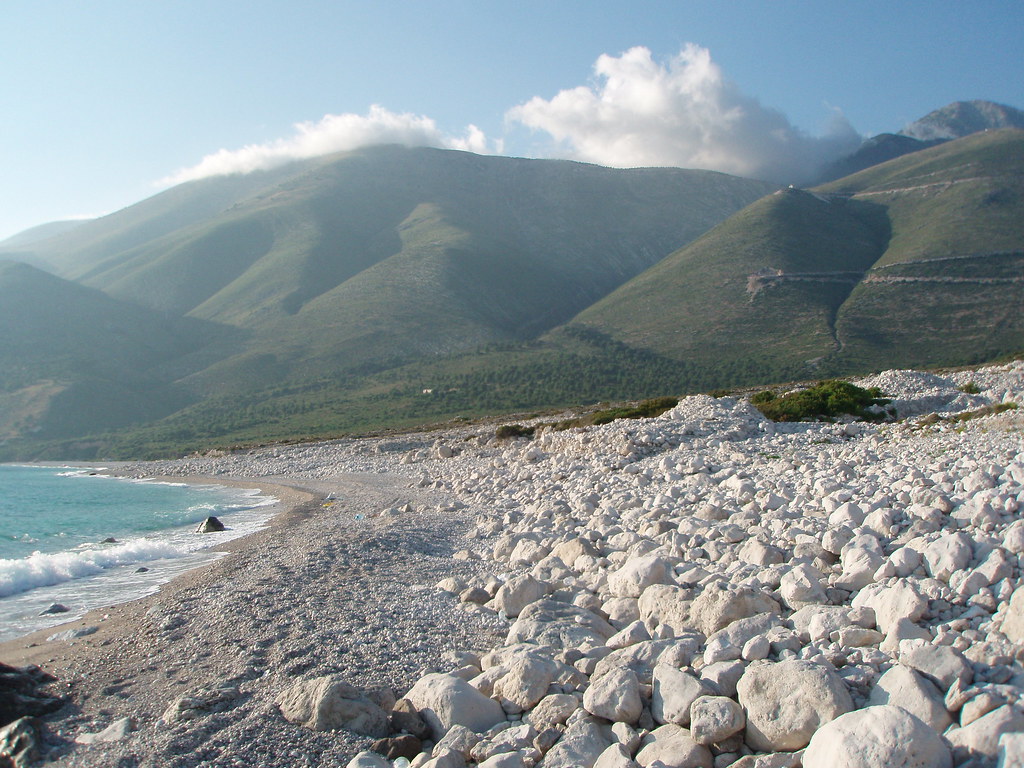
left=38, top=603, right=69, bottom=616
left=101, top=537, right=117, bottom=543
left=0, top=663, right=63, bottom=728
left=195, top=516, right=225, bottom=533
left=371, top=734, right=421, bottom=760
left=135, top=566, right=150, bottom=573
left=0, top=717, right=41, bottom=768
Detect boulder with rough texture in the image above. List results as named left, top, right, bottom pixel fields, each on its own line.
left=583, top=667, right=643, bottom=724
left=866, top=664, right=952, bottom=732
left=651, top=664, right=712, bottom=726
left=493, top=574, right=548, bottom=618
left=594, top=742, right=640, bottom=768
left=346, top=752, right=391, bottom=768
left=689, top=585, right=781, bottom=637
left=541, top=716, right=610, bottom=768
left=900, top=643, right=972, bottom=691
left=0, top=663, right=63, bottom=728
left=803, top=705, right=951, bottom=768
left=1000, top=586, right=1024, bottom=643
left=736, top=660, right=853, bottom=751
left=491, top=654, right=558, bottom=710
left=690, top=695, right=745, bottom=745
left=608, top=556, right=670, bottom=598
left=634, top=724, right=713, bottom=768
left=277, top=677, right=389, bottom=736
left=506, top=599, right=616, bottom=649
left=163, top=685, right=241, bottom=724
left=404, top=674, right=504, bottom=740
left=947, top=705, right=1024, bottom=762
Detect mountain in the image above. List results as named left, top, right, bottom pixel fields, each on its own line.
left=0, top=260, right=236, bottom=439
left=564, top=128, right=1024, bottom=382
left=900, top=100, right=1024, bottom=141
left=818, top=100, right=1024, bottom=182
left=0, top=220, right=90, bottom=249
left=0, top=146, right=774, bottom=450
left=1, top=112, right=1021, bottom=460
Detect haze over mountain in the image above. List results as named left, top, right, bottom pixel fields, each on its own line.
left=0, top=101, right=1020, bottom=459
left=818, top=100, right=1024, bottom=182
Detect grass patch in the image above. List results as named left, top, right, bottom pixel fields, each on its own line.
left=957, top=381, right=981, bottom=394
left=545, top=396, right=680, bottom=431
left=949, top=402, right=1018, bottom=422
left=751, top=380, right=889, bottom=422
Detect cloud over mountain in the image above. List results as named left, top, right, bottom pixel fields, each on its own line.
left=162, top=105, right=496, bottom=184
left=507, top=44, right=861, bottom=183
left=161, top=44, right=861, bottom=187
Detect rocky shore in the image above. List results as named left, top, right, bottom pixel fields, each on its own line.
left=2, top=363, right=1024, bottom=767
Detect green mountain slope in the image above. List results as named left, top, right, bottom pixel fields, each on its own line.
left=0, top=261, right=238, bottom=439
left=564, top=129, right=1024, bottom=382
left=0, top=146, right=775, bottom=444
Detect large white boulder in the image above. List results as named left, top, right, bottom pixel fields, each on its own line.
left=493, top=574, right=548, bottom=617
left=689, top=585, right=781, bottom=637
left=608, top=556, right=671, bottom=598
left=404, top=673, right=505, bottom=740
left=583, top=667, right=643, bottom=724
left=866, top=663, right=952, bottom=732
left=736, top=660, right=853, bottom=751
left=634, top=724, right=713, bottom=768
left=803, top=705, right=951, bottom=768
left=651, top=664, right=712, bottom=726
left=276, top=677, right=389, bottom=736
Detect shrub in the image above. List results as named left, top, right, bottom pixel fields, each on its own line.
left=751, top=380, right=889, bottom=422
left=495, top=424, right=535, bottom=440
left=957, top=381, right=981, bottom=394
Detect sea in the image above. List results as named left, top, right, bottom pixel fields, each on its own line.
left=0, top=464, right=278, bottom=642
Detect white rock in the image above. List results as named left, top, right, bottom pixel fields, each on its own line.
left=634, top=724, right=713, bottom=768
left=651, top=664, right=712, bottom=726
left=493, top=574, right=548, bottom=618
left=593, top=743, right=640, bottom=768
left=689, top=585, right=781, bottom=637
left=947, top=705, right=1024, bottom=762
left=803, top=705, right=951, bottom=768
left=866, top=664, right=952, bottom=732
left=689, top=695, right=745, bottom=745
left=1000, top=585, right=1024, bottom=643
left=736, top=659, right=854, bottom=751
left=346, top=751, right=392, bottom=768
left=583, top=667, right=643, bottom=724
left=541, top=716, right=611, bottom=768
left=405, top=673, right=505, bottom=740
left=608, top=556, right=671, bottom=598
left=277, top=677, right=388, bottom=736
left=922, top=533, right=974, bottom=582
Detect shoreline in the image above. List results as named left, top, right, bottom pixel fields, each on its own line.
left=0, top=459, right=506, bottom=767
left=0, top=472, right=319, bottom=668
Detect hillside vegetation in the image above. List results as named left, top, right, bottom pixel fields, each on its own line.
left=0, top=120, right=1021, bottom=459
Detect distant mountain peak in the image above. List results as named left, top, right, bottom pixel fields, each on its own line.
left=899, top=100, right=1024, bottom=141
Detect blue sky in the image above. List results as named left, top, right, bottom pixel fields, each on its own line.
left=1, top=0, right=1021, bottom=240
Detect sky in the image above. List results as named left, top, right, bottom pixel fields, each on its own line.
left=1, top=0, right=1022, bottom=241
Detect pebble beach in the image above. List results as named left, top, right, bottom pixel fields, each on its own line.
left=3, top=362, right=1024, bottom=768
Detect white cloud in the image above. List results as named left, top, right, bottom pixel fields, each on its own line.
left=506, top=44, right=861, bottom=183
left=161, top=105, right=499, bottom=185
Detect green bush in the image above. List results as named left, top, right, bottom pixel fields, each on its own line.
left=751, top=380, right=889, bottom=422
left=957, top=381, right=981, bottom=394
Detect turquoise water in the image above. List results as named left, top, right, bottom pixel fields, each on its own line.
left=0, top=465, right=277, bottom=640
